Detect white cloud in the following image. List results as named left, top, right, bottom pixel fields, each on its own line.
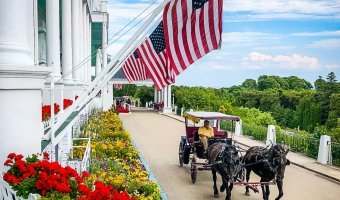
left=325, top=64, right=340, bottom=69
left=307, top=39, right=340, bottom=49
left=254, top=46, right=296, bottom=50
left=292, top=30, right=340, bottom=37
left=243, top=52, right=319, bottom=70
left=223, top=0, right=340, bottom=20
left=222, top=32, right=281, bottom=47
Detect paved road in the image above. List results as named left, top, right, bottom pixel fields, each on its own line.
left=120, top=111, right=340, bottom=200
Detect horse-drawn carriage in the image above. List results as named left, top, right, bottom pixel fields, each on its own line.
left=178, top=111, right=290, bottom=200
left=178, top=111, right=241, bottom=183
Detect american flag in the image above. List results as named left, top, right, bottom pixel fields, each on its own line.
left=137, top=22, right=175, bottom=90
left=163, top=0, right=223, bottom=75
left=114, top=84, right=123, bottom=90
left=122, top=50, right=148, bottom=82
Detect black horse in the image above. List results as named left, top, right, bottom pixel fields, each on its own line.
left=207, top=143, right=241, bottom=200
left=244, top=144, right=290, bottom=200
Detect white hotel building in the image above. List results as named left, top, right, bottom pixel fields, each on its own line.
left=0, top=0, right=109, bottom=174
left=0, top=0, right=173, bottom=180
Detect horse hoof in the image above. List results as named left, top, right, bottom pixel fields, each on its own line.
left=245, top=192, right=250, bottom=196
left=214, top=193, right=219, bottom=198
left=220, top=185, right=225, bottom=192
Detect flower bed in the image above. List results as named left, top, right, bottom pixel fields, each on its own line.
left=115, top=105, right=129, bottom=113
left=84, top=110, right=161, bottom=199
left=3, top=152, right=134, bottom=199
left=3, top=109, right=161, bottom=199
left=41, top=97, right=76, bottom=121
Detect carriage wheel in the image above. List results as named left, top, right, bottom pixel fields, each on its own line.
left=191, top=165, right=197, bottom=184
left=236, top=167, right=245, bottom=182
left=191, top=156, right=197, bottom=184
left=178, top=141, right=184, bottom=167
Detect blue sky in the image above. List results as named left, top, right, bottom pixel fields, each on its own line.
left=107, top=0, right=340, bottom=88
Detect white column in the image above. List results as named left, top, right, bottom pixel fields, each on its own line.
left=163, top=85, right=172, bottom=113
left=163, top=86, right=168, bottom=107
left=78, top=1, right=84, bottom=83
left=83, top=4, right=88, bottom=83
left=158, top=90, right=161, bottom=103
left=0, top=0, right=51, bottom=172
left=88, top=15, right=92, bottom=83
left=167, top=84, right=172, bottom=108
left=62, top=0, right=73, bottom=84
left=46, top=0, right=61, bottom=80
left=95, top=49, right=102, bottom=76
left=0, top=1, right=33, bottom=66
left=72, top=0, right=81, bottom=83
left=102, top=20, right=108, bottom=70
left=154, top=87, right=157, bottom=103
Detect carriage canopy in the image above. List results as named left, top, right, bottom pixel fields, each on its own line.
left=183, top=111, right=240, bottom=123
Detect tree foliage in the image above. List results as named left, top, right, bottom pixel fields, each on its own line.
left=127, top=72, right=339, bottom=142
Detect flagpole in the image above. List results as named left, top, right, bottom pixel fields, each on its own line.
left=77, top=14, right=162, bottom=109
left=51, top=0, right=171, bottom=136
left=76, top=0, right=170, bottom=107
left=77, top=15, right=163, bottom=109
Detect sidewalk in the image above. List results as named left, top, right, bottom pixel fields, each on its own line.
left=162, top=113, right=340, bottom=183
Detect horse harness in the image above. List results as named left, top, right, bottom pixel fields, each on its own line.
left=242, top=147, right=281, bottom=176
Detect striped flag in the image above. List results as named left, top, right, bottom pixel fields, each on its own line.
left=137, top=22, right=175, bottom=90
left=163, top=0, right=223, bottom=75
left=122, top=50, right=148, bottom=82
left=114, top=84, right=122, bottom=90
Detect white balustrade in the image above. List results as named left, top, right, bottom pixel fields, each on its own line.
left=0, top=173, right=40, bottom=200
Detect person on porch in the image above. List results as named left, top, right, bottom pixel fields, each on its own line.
left=198, top=120, right=214, bottom=151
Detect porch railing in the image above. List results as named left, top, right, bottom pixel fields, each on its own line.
left=66, top=138, right=91, bottom=174
left=0, top=173, right=40, bottom=200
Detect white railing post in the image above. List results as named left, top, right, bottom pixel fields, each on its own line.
left=50, top=76, right=55, bottom=162
left=181, top=107, right=184, bottom=116
left=266, top=125, right=276, bottom=145
left=317, top=135, right=332, bottom=165
left=60, top=84, right=64, bottom=113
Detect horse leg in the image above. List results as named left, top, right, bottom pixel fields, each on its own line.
left=245, top=168, right=251, bottom=196
left=212, top=168, right=219, bottom=198
left=260, top=177, right=268, bottom=200
left=265, top=183, right=270, bottom=200
left=275, top=179, right=284, bottom=200
left=222, top=178, right=231, bottom=200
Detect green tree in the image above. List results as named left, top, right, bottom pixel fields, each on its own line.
left=234, top=90, right=260, bottom=108
left=314, top=76, right=326, bottom=91
left=284, top=76, right=313, bottom=89
left=326, top=93, right=340, bottom=129
left=316, top=72, right=340, bottom=124
left=113, top=84, right=137, bottom=97
left=134, top=86, right=154, bottom=105
left=296, top=96, right=321, bottom=132
left=258, top=90, right=281, bottom=112
left=241, top=79, right=257, bottom=89
left=257, top=75, right=280, bottom=90
left=326, top=72, right=337, bottom=82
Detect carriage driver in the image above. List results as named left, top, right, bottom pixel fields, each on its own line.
left=198, top=120, right=214, bottom=151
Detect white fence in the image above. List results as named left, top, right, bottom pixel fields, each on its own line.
left=0, top=173, right=40, bottom=200
left=66, top=138, right=91, bottom=174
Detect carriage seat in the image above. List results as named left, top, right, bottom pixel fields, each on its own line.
left=193, top=131, right=200, bottom=142
left=193, top=131, right=205, bottom=158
